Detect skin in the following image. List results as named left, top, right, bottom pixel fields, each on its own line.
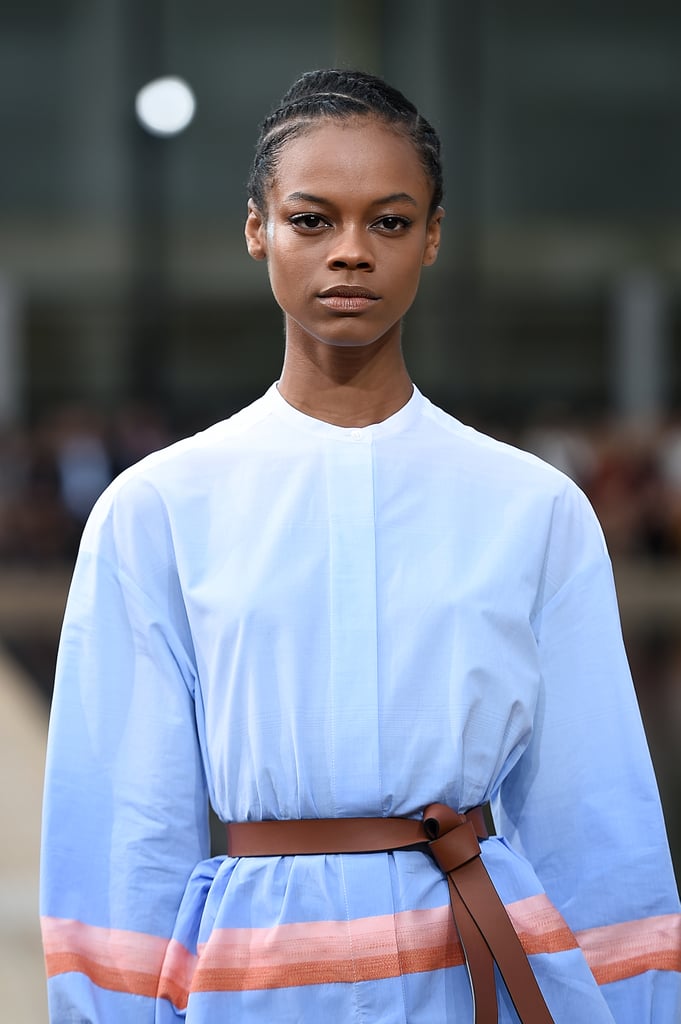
left=245, top=116, right=444, bottom=427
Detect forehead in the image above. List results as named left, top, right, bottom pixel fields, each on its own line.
left=270, top=117, right=431, bottom=204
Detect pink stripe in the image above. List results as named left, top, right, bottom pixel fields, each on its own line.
left=41, top=904, right=681, bottom=1001
left=195, top=913, right=430, bottom=966
left=576, top=913, right=681, bottom=985
left=192, top=906, right=457, bottom=990
left=191, top=896, right=579, bottom=990
left=42, top=917, right=168, bottom=969
left=197, top=895, right=572, bottom=970
left=506, top=893, right=580, bottom=954
left=41, top=917, right=197, bottom=1009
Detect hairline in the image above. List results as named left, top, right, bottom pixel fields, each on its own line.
left=253, top=112, right=440, bottom=217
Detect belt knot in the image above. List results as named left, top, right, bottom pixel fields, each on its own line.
left=423, top=802, right=481, bottom=873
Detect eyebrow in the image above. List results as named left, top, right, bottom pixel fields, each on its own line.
left=284, top=191, right=419, bottom=207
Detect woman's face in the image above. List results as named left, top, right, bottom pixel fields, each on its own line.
left=245, top=117, right=443, bottom=352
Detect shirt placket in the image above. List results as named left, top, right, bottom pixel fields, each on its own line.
left=325, top=428, right=381, bottom=815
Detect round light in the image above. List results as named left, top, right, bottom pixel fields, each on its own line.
left=135, top=76, right=196, bottom=137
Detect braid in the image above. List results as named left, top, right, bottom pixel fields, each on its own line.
left=247, top=69, right=443, bottom=215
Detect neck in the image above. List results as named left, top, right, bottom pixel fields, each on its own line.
left=278, top=333, right=413, bottom=427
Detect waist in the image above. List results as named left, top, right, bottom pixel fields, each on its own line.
left=226, top=804, right=489, bottom=858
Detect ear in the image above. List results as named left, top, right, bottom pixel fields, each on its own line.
left=422, top=206, right=444, bottom=267
left=245, top=198, right=268, bottom=261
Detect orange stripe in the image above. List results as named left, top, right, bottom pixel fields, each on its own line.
left=576, top=913, right=681, bottom=985
left=41, top=904, right=681, bottom=1002
left=192, top=908, right=456, bottom=990
left=191, top=896, right=578, bottom=992
left=41, top=917, right=196, bottom=1010
left=506, top=894, right=580, bottom=956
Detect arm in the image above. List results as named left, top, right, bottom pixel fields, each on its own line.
left=494, top=481, right=681, bottom=1021
left=40, top=475, right=209, bottom=1021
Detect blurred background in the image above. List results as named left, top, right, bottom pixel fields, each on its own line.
left=1, top=2, right=680, bottom=1019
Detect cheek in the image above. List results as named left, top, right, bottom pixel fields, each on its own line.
left=268, top=234, right=318, bottom=283
left=393, top=245, right=427, bottom=285
left=266, top=251, right=304, bottom=306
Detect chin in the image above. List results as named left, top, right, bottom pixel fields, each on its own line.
left=317, top=337, right=382, bottom=349
left=313, top=325, right=400, bottom=350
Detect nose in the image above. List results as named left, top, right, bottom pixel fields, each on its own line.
left=326, top=225, right=374, bottom=271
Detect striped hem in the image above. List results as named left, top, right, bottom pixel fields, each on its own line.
left=42, top=899, right=681, bottom=1008
left=41, top=919, right=197, bottom=1011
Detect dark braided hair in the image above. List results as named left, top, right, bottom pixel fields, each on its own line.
left=248, top=69, right=443, bottom=216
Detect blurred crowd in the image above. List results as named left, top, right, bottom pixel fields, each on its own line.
left=523, top=410, right=681, bottom=560
left=0, top=404, right=174, bottom=563
left=2, top=401, right=681, bottom=564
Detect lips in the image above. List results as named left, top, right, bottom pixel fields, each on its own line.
left=318, top=285, right=379, bottom=300
left=317, top=285, right=380, bottom=313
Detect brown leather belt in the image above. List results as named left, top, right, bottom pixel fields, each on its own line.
left=227, top=803, right=555, bottom=1024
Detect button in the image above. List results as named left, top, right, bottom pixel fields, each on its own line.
left=350, top=428, right=362, bottom=441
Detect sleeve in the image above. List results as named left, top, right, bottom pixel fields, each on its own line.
left=40, top=474, right=210, bottom=1022
left=493, top=480, right=681, bottom=1022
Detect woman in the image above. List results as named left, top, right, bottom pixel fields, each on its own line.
left=41, top=68, right=680, bottom=1023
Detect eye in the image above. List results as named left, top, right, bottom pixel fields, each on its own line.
left=373, top=215, right=411, bottom=233
left=289, top=213, right=330, bottom=231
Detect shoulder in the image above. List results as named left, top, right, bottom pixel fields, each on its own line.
left=417, top=392, right=608, bottom=569
left=418, top=392, right=579, bottom=495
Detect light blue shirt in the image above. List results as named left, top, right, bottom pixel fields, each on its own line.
left=41, top=384, right=681, bottom=1022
